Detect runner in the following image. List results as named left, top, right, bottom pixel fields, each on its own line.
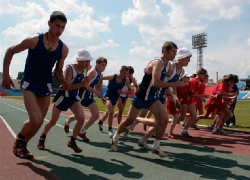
left=2, top=11, right=68, bottom=158
left=111, top=42, right=185, bottom=158
left=37, top=49, right=91, bottom=153
left=98, top=66, right=132, bottom=138
left=64, top=56, right=107, bottom=142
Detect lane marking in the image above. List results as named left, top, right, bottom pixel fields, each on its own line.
left=0, top=100, right=73, bottom=132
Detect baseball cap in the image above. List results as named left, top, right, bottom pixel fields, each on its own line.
left=76, top=49, right=93, bottom=61
left=177, top=47, right=192, bottom=60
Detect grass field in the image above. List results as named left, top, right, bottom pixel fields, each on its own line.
left=7, top=96, right=250, bottom=131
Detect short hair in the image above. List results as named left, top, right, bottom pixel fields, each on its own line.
left=127, top=66, right=134, bottom=74
left=222, top=74, right=239, bottom=83
left=197, top=68, right=207, bottom=75
left=50, top=11, right=67, bottom=23
left=162, top=41, right=178, bottom=53
left=96, top=56, right=107, bottom=64
left=120, top=65, right=128, bottom=71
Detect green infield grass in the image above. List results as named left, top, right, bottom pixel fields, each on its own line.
left=7, top=96, right=250, bottom=131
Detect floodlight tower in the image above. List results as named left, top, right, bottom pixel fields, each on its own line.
left=192, top=33, right=207, bottom=71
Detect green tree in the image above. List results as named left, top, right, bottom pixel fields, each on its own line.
left=17, top=72, right=23, bottom=79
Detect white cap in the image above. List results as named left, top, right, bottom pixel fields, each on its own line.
left=76, top=49, right=93, bottom=61
left=177, top=47, right=192, bottom=60
left=181, top=72, right=192, bottom=78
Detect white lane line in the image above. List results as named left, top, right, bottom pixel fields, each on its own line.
left=0, top=115, right=16, bottom=137
left=0, top=101, right=73, bottom=134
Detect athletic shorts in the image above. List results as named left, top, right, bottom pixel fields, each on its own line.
left=204, top=103, right=228, bottom=113
left=53, top=93, right=80, bottom=111
left=166, top=99, right=177, bottom=115
left=158, top=96, right=166, bottom=104
left=119, top=96, right=128, bottom=103
left=131, top=95, right=158, bottom=109
left=81, top=97, right=95, bottom=107
left=21, top=80, right=52, bottom=97
left=105, top=92, right=119, bottom=106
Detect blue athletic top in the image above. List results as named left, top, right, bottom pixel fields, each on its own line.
left=105, top=74, right=126, bottom=99
left=22, top=33, right=63, bottom=84
left=81, top=68, right=102, bottom=100
left=135, top=58, right=169, bottom=101
left=63, top=64, right=87, bottom=98
left=158, top=62, right=184, bottom=100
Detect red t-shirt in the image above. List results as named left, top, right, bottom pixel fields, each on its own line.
left=206, top=82, right=231, bottom=105
left=177, top=84, right=190, bottom=104
left=194, top=82, right=205, bottom=106
left=186, top=77, right=200, bottom=104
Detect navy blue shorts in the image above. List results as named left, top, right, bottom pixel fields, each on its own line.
left=131, top=95, right=158, bottom=109
left=105, top=93, right=119, bottom=106
left=53, top=93, right=80, bottom=111
left=119, top=96, right=128, bottom=103
left=158, top=96, right=166, bottom=104
left=81, top=97, right=95, bottom=107
left=21, top=80, right=52, bottom=97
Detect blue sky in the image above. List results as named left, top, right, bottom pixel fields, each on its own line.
left=1, top=0, right=250, bottom=84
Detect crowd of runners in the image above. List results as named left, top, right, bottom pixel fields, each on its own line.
left=2, top=11, right=239, bottom=159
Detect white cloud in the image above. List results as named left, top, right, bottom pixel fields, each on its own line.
left=86, top=39, right=120, bottom=52
left=43, top=0, right=94, bottom=16
left=67, top=15, right=111, bottom=40
left=246, top=38, right=250, bottom=48
left=129, top=46, right=157, bottom=57
left=163, top=0, right=242, bottom=30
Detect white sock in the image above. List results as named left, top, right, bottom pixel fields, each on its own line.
left=80, top=128, right=86, bottom=134
left=65, top=120, right=69, bottom=125
left=113, top=132, right=120, bottom=141
left=182, top=129, right=187, bottom=133
left=213, top=127, right=217, bottom=132
left=153, top=139, right=160, bottom=149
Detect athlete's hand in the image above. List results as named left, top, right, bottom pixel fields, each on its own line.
left=2, top=75, right=15, bottom=89
left=175, top=100, right=182, bottom=110
left=62, top=79, right=69, bottom=90
left=117, top=89, right=122, bottom=94
left=81, top=76, right=90, bottom=86
left=95, top=91, right=102, bottom=98
left=101, top=97, right=107, bottom=104
left=174, top=81, right=185, bottom=87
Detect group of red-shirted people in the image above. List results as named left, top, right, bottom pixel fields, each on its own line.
left=129, top=70, right=239, bottom=140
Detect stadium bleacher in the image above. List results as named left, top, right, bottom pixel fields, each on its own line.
left=0, top=84, right=22, bottom=96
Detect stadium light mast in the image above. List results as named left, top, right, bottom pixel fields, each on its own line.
left=192, top=33, right=207, bottom=71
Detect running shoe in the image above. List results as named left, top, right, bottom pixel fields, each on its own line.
left=13, top=137, right=23, bottom=157
left=67, top=140, right=82, bottom=153
left=64, top=120, right=69, bottom=133
left=137, top=140, right=152, bottom=150
left=191, top=124, right=199, bottom=130
left=151, top=147, right=167, bottom=158
left=181, top=122, right=186, bottom=127
left=229, top=123, right=235, bottom=127
left=98, top=120, right=103, bottom=132
left=181, top=131, right=192, bottom=138
left=37, top=134, right=46, bottom=150
left=129, top=121, right=137, bottom=131
left=13, top=138, right=33, bottom=159
left=218, top=128, right=228, bottom=135
left=123, top=127, right=129, bottom=138
left=78, top=132, right=89, bottom=142
left=108, top=129, right=114, bottom=138
left=111, top=138, right=118, bottom=151
left=212, top=128, right=221, bottom=134
left=22, top=145, right=34, bottom=159
left=168, top=134, right=176, bottom=139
